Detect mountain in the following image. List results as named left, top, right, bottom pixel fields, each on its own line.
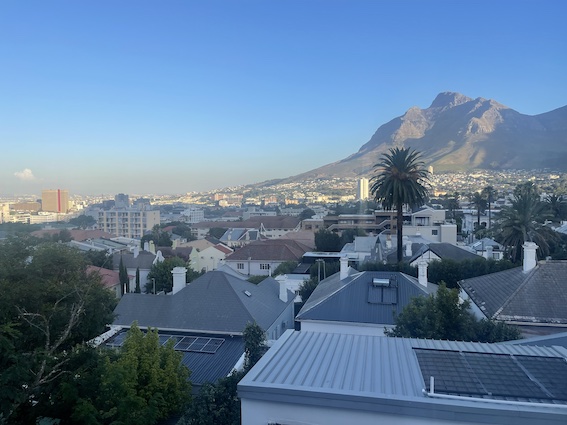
left=284, top=92, right=567, bottom=182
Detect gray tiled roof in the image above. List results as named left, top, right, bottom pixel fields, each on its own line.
left=296, top=270, right=437, bottom=325
left=113, top=270, right=293, bottom=334
left=239, top=331, right=567, bottom=423
left=459, top=261, right=567, bottom=324
left=226, top=239, right=311, bottom=261
left=409, top=242, right=479, bottom=263
left=113, top=251, right=156, bottom=270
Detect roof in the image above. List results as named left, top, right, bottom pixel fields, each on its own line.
left=112, top=270, right=293, bottom=334
left=459, top=261, right=567, bottom=324
left=297, top=270, right=437, bottom=325
left=87, top=265, right=120, bottom=289
left=191, top=216, right=301, bottom=230
left=470, top=238, right=504, bottom=251
left=112, top=251, right=156, bottom=270
left=238, top=331, right=567, bottom=423
left=504, top=332, right=567, bottom=349
left=409, top=242, right=479, bottom=263
left=31, top=229, right=115, bottom=241
left=226, top=239, right=311, bottom=262
left=279, top=230, right=316, bottom=250
left=106, top=329, right=243, bottom=388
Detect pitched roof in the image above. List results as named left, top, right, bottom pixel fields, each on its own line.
left=297, top=270, right=436, bottom=325
left=112, top=251, right=156, bottom=270
left=113, top=270, right=293, bottom=334
left=459, top=260, right=567, bottom=324
left=87, top=265, right=120, bottom=289
left=226, top=239, right=311, bottom=262
left=239, top=331, right=567, bottom=423
left=409, top=242, right=479, bottom=263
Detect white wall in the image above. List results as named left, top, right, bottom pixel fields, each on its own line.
left=241, top=398, right=475, bottom=425
left=300, top=320, right=391, bottom=336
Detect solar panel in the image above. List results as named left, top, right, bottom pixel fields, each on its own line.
left=171, top=335, right=225, bottom=353
left=415, top=348, right=567, bottom=402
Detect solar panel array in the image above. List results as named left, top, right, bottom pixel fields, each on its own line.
left=415, top=348, right=567, bottom=402
left=108, top=332, right=224, bottom=354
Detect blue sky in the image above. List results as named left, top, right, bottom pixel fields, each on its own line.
left=1, top=0, right=566, bottom=196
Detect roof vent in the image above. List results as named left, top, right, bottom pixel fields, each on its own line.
left=372, top=278, right=390, bottom=287
left=244, top=290, right=252, bottom=297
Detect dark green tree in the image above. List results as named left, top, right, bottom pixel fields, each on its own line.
left=370, top=147, right=430, bottom=263
left=243, top=322, right=267, bottom=371
left=146, top=257, right=187, bottom=293
left=386, top=283, right=521, bottom=342
left=272, top=261, right=298, bottom=276
left=119, top=256, right=129, bottom=294
left=69, top=214, right=96, bottom=229
left=135, top=267, right=141, bottom=293
left=469, top=192, right=487, bottom=231
left=299, top=277, right=319, bottom=303
left=299, top=208, right=316, bottom=220
left=314, top=229, right=341, bottom=251
left=494, top=182, right=554, bottom=262
left=481, top=186, right=497, bottom=230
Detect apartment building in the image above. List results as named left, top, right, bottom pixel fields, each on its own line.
left=98, top=207, right=160, bottom=239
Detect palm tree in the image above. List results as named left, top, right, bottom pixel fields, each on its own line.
left=469, top=192, right=487, bottom=232
left=482, top=185, right=497, bottom=230
left=370, top=147, right=430, bottom=263
left=494, top=182, right=554, bottom=262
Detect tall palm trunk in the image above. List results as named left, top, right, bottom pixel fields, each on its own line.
left=397, top=202, right=404, bottom=263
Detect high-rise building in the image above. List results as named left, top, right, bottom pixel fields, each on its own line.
left=41, top=189, right=69, bottom=213
left=357, top=178, right=369, bottom=200
left=98, top=206, right=160, bottom=239
left=114, top=193, right=130, bottom=209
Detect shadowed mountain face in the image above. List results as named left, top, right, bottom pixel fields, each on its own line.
left=285, top=92, right=567, bottom=182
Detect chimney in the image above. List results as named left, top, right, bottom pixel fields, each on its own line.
left=523, top=242, right=538, bottom=272
left=386, top=234, right=392, bottom=249
left=485, top=245, right=493, bottom=260
left=405, top=240, right=412, bottom=257
left=143, top=241, right=150, bottom=252
left=340, top=256, right=349, bottom=280
left=279, top=279, right=288, bottom=302
left=171, top=267, right=187, bottom=294
left=417, top=259, right=428, bottom=287
left=133, top=245, right=140, bottom=258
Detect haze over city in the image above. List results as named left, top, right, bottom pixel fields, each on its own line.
left=1, top=0, right=566, bottom=196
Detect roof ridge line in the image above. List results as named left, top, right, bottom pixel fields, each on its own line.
left=492, top=265, right=538, bottom=319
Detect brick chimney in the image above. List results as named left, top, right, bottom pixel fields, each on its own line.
left=171, top=267, right=187, bottom=294
left=523, top=242, right=538, bottom=273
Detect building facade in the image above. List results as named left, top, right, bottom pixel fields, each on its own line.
left=42, top=189, right=69, bottom=213
left=98, top=207, right=160, bottom=239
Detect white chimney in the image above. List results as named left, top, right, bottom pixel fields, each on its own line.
left=279, top=279, right=288, bottom=302
left=485, top=245, right=493, bottom=260
left=340, top=256, right=349, bottom=280
left=523, top=242, right=538, bottom=273
left=133, top=245, right=140, bottom=258
left=171, top=267, right=187, bottom=294
left=143, top=241, right=150, bottom=252
left=405, top=240, right=412, bottom=257
left=386, top=234, right=392, bottom=249
left=417, top=259, right=428, bottom=287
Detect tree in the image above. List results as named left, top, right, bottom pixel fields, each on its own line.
left=446, top=192, right=460, bottom=220
left=339, top=228, right=366, bottom=247
left=494, top=182, right=554, bottom=262
left=298, top=277, right=319, bottom=303
left=545, top=193, right=567, bottom=222
left=314, top=229, right=341, bottom=251
left=481, top=186, right=497, bottom=230
left=119, top=256, right=129, bottom=294
left=135, top=267, right=141, bottom=293
left=272, top=261, right=298, bottom=276
left=386, top=283, right=521, bottom=342
left=371, top=147, right=430, bottom=263
left=299, top=208, right=316, bottom=220
left=242, top=322, right=267, bottom=371
left=69, top=215, right=96, bottom=229
left=469, top=192, right=487, bottom=231
left=146, top=257, right=187, bottom=293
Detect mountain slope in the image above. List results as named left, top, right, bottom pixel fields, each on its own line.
left=285, top=92, right=567, bottom=182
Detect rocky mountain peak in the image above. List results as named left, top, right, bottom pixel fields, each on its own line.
left=429, top=92, right=473, bottom=109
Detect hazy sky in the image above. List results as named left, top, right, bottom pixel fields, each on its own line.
left=1, top=1, right=566, bottom=196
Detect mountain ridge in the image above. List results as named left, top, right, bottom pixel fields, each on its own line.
left=279, top=92, right=567, bottom=184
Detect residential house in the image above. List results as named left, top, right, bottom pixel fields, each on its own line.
left=220, top=228, right=265, bottom=248
left=296, top=257, right=436, bottom=335
left=109, top=268, right=295, bottom=392
left=239, top=331, right=567, bottom=425
left=406, top=242, right=480, bottom=267
left=469, top=238, right=505, bottom=261
left=112, top=248, right=158, bottom=293
left=459, top=242, right=567, bottom=337
left=86, top=265, right=126, bottom=298
left=225, top=239, right=311, bottom=276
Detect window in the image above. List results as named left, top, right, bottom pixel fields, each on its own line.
left=431, top=229, right=438, bottom=236
left=260, top=263, right=270, bottom=270
left=237, top=263, right=244, bottom=270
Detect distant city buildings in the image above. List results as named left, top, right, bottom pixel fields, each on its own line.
left=42, top=189, right=69, bottom=213
left=357, top=178, right=369, bottom=200
left=98, top=204, right=160, bottom=239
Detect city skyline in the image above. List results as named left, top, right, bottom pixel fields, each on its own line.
left=1, top=1, right=566, bottom=196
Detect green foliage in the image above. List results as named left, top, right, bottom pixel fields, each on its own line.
left=359, top=261, right=417, bottom=275
left=299, top=277, right=319, bottom=303
left=83, top=250, right=113, bottom=269
left=314, top=229, right=341, bottom=251
left=119, top=256, right=129, bottom=294
left=208, top=227, right=227, bottom=240
left=272, top=261, right=298, bottom=276
left=243, top=322, right=266, bottom=371
left=339, top=228, right=366, bottom=247
left=298, top=208, right=316, bottom=220
left=371, top=147, right=430, bottom=263
left=425, top=257, right=516, bottom=288
left=69, top=215, right=96, bottom=229
left=146, top=257, right=187, bottom=293
left=493, top=182, right=555, bottom=262
left=386, top=283, right=521, bottom=342
left=246, top=275, right=266, bottom=284
left=135, top=267, right=141, bottom=293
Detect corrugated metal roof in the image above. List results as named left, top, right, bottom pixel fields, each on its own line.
left=240, top=330, right=567, bottom=411
left=297, top=271, right=436, bottom=325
